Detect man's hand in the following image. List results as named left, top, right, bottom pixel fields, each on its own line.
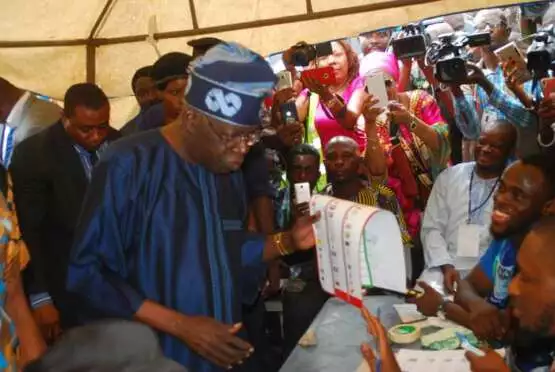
left=440, top=264, right=460, bottom=294
left=273, top=88, right=296, bottom=107
left=33, top=303, right=61, bottom=343
left=292, top=202, right=310, bottom=220
left=450, top=64, right=487, bottom=87
left=465, top=349, right=510, bottom=372
left=411, top=281, right=444, bottom=317
left=468, top=301, right=509, bottom=341
left=290, top=213, right=321, bottom=251
left=178, top=317, right=253, bottom=369
left=276, top=122, right=304, bottom=147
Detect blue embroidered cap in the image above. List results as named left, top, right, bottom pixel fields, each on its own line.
left=185, top=42, right=276, bottom=126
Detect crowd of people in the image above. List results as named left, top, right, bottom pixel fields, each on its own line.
left=1, top=3, right=555, bottom=372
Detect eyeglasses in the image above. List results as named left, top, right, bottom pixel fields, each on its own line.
left=206, top=119, right=262, bottom=149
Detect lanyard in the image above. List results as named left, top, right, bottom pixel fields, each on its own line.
left=467, top=167, right=500, bottom=224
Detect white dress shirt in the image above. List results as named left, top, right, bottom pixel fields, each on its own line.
left=421, top=161, right=498, bottom=272
left=2, top=91, right=31, bottom=164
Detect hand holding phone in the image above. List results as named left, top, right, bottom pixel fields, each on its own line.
left=301, top=66, right=336, bottom=87
left=276, top=71, right=294, bottom=91
left=279, top=101, right=299, bottom=125
left=365, top=72, right=389, bottom=109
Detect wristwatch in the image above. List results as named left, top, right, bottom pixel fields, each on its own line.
left=409, top=115, right=418, bottom=131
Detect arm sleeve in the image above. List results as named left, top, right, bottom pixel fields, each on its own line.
left=421, top=169, right=453, bottom=269
left=488, top=86, right=537, bottom=129
left=478, top=240, right=500, bottom=282
left=66, top=156, right=144, bottom=319
left=452, top=92, right=482, bottom=140
left=9, top=143, right=50, bottom=297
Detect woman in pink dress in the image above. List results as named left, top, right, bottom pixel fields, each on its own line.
left=296, top=40, right=367, bottom=153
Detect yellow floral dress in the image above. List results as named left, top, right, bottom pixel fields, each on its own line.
left=0, top=175, right=30, bottom=371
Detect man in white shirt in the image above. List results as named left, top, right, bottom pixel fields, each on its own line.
left=0, top=78, right=61, bottom=167
left=420, top=120, right=516, bottom=294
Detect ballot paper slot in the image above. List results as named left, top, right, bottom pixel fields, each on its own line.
left=310, top=195, right=407, bottom=308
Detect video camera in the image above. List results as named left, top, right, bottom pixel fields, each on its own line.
left=289, top=41, right=334, bottom=67
left=391, top=23, right=428, bottom=60
left=527, top=25, right=555, bottom=78
left=426, top=32, right=491, bottom=83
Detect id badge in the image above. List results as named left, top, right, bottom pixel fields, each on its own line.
left=457, top=224, right=481, bottom=258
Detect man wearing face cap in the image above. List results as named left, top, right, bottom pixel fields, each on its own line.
left=66, top=42, right=317, bottom=372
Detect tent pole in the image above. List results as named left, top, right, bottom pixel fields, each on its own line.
left=86, top=44, right=96, bottom=84
left=189, top=0, right=199, bottom=29
left=306, top=0, right=313, bottom=14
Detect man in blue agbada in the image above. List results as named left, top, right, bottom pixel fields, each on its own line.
left=66, top=42, right=318, bottom=372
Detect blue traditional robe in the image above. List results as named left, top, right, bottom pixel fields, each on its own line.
left=66, top=130, right=266, bottom=371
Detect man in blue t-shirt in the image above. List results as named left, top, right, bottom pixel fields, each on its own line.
left=454, top=155, right=555, bottom=371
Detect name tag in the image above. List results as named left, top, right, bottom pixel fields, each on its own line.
left=457, top=224, right=481, bottom=258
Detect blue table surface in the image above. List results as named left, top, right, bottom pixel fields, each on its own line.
left=280, top=295, right=405, bottom=372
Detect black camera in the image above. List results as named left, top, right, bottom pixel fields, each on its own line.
left=426, top=32, right=491, bottom=83
left=289, top=41, right=333, bottom=67
left=527, top=25, right=555, bottom=78
left=392, top=24, right=427, bottom=60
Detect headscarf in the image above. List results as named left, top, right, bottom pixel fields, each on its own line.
left=359, top=51, right=400, bottom=82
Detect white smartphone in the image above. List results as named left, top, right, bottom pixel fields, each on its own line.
left=294, top=182, right=311, bottom=205
left=494, top=42, right=531, bottom=84
left=276, top=70, right=293, bottom=91
left=365, top=72, right=389, bottom=109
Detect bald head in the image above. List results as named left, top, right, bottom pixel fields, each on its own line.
left=0, top=77, right=24, bottom=123
left=325, top=136, right=359, bottom=156
left=474, top=120, right=516, bottom=174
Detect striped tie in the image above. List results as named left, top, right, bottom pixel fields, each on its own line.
left=3, top=128, right=14, bottom=167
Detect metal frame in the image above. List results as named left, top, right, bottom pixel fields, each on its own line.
left=0, top=0, right=438, bottom=83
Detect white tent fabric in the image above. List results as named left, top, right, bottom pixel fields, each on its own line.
left=0, top=0, right=540, bottom=127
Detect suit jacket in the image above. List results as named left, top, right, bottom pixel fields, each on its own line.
left=10, top=93, right=61, bottom=149
left=10, top=121, right=120, bottom=327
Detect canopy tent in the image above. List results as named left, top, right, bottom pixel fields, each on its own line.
left=0, top=0, right=541, bottom=127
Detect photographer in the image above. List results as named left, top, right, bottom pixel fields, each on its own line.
left=360, top=51, right=450, bottom=240
left=290, top=40, right=368, bottom=153
left=450, top=9, right=539, bottom=159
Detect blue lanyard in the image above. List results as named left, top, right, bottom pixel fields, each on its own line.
left=467, top=167, right=500, bottom=224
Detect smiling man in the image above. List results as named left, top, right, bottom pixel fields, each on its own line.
left=453, top=155, right=555, bottom=371
left=466, top=216, right=555, bottom=372
left=420, top=121, right=516, bottom=294
left=66, top=43, right=317, bottom=372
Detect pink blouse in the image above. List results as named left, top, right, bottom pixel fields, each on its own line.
left=302, top=76, right=367, bottom=152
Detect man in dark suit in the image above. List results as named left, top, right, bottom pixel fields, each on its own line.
left=119, top=66, right=159, bottom=137
left=10, top=83, right=120, bottom=341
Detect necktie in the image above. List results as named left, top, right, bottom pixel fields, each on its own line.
left=88, top=151, right=98, bottom=166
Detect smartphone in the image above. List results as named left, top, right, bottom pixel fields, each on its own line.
left=301, top=66, right=336, bottom=86
left=542, top=77, right=555, bottom=97
left=294, top=182, right=311, bottom=205
left=279, top=101, right=299, bottom=125
left=365, top=72, right=389, bottom=109
left=494, top=42, right=532, bottom=84
left=276, top=70, right=293, bottom=91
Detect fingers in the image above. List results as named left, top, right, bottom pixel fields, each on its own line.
left=360, top=343, right=377, bottom=372
left=228, top=322, right=242, bottom=334
left=416, top=280, right=434, bottom=293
